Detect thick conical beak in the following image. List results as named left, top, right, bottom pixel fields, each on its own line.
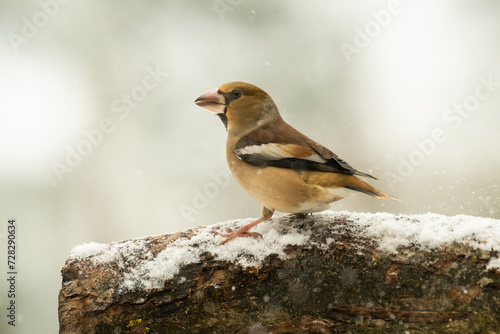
left=194, top=87, right=226, bottom=114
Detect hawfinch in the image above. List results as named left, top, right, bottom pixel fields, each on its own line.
left=195, top=81, right=398, bottom=244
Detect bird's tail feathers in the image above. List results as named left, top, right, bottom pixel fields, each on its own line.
left=353, top=170, right=378, bottom=180
left=344, top=181, right=400, bottom=201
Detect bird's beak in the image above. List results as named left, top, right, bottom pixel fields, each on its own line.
left=194, top=87, right=226, bottom=114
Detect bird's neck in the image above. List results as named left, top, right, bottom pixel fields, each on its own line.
left=227, top=113, right=282, bottom=139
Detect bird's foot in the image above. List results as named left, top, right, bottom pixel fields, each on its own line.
left=216, top=228, right=262, bottom=245
left=216, top=214, right=271, bottom=245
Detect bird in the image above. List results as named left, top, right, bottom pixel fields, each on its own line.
left=195, top=81, right=398, bottom=244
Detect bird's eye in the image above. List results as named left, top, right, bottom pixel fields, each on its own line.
left=231, top=90, right=242, bottom=99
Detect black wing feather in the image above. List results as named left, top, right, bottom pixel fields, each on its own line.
left=237, top=153, right=377, bottom=179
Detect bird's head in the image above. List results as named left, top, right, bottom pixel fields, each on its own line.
left=195, top=81, right=280, bottom=136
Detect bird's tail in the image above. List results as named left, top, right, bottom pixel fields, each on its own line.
left=344, top=177, right=400, bottom=201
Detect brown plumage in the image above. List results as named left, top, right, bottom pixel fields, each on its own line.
left=195, top=81, right=398, bottom=244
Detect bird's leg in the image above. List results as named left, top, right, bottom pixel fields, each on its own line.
left=218, top=207, right=274, bottom=245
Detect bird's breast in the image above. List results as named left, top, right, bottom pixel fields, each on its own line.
left=226, top=142, right=343, bottom=213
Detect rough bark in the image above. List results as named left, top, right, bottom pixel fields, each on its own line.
left=59, top=213, right=500, bottom=334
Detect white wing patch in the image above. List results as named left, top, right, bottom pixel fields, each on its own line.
left=235, top=143, right=327, bottom=163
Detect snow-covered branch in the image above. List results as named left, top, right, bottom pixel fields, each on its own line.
left=59, top=211, right=500, bottom=333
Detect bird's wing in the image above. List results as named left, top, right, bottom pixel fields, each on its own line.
left=234, top=120, right=377, bottom=179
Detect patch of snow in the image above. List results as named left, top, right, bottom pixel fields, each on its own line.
left=342, top=211, right=500, bottom=254
left=119, top=218, right=310, bottom=291
left=487, top=257, right=500, bottom=271
left=69, top=238, right=153, bottom=270
left=68, top=211, right=500, bottom=293
left=69, top=242, right=109, bottom=260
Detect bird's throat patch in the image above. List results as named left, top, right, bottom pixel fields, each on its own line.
left=218, top=113, right=228, bottom=130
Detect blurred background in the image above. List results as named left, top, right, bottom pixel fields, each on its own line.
left=0, top=0, right=499, bottom=332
